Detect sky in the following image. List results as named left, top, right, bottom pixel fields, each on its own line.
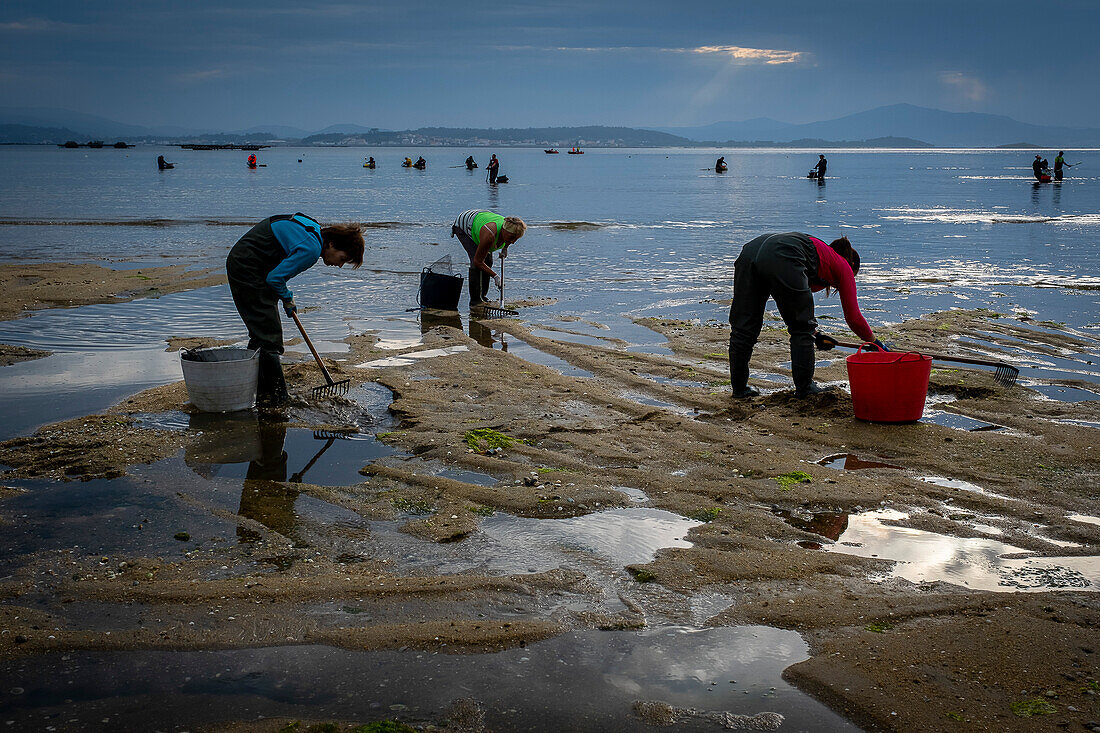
left=1, top=0, right=1097, bottom=132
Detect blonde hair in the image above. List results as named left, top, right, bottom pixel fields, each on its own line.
left=502, top=216, right=526, bottom=238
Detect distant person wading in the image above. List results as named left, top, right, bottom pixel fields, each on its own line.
left=451, top=209, right=526, bottom=307
left=226, top=214, right=364, bottom=405
left=728, top=232, right=886, bottom=399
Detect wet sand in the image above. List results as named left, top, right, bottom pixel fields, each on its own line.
left=1, top=275, right=1099, bottom=730
left=0, top=261, right=225, bottom=322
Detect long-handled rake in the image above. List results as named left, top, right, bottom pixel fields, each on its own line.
left=481, top=258, right=518, bottom=318
left=290, top=311, right=351, bottom=399
left=824, top=337, right=1020, bottom=387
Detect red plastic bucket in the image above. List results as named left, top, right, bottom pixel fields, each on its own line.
left=845, top=343, right=932, bottom=423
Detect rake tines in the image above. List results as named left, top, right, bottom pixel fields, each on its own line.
left=994, top=363, right=1020, bottom=388
left=480, top=304, right=518, bottom=319
left=311, top=378, right=350, bottom=400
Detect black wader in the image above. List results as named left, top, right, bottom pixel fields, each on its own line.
left=452, top=225, right=493, bottom=306
left=226, top=217, right=291, bottom=405
left=728, top=232, right=820, bottom=394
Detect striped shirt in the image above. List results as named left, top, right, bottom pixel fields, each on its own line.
left=453, top=209, right=487, bottom=236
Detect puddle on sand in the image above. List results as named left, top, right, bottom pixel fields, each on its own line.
left=614, top=485, right=650, bottom=503
left=773, top=508, right=849, bottom=542
left=1029, top=383, right=1100, bottom=402
left=0, top=626, right=856, bottom=731
left=362, top=507, right=701, bottom=577
left=505, top=336, right=594, bottom=378
left=815, top=453, right=903, bottom=470
left=433, top=467, right=498, bottom=486
left=1052, top=418, right=1100, bottom=430
left=1069, top=514, right=1100, bottom=527
left=919, top=476, right=1016, bottom=501
left=617, top=390, right=697, bottom=416
left=819, top=509, right=1100, bottom=592
left=636, top=372, right=711, bottom=389
left=921, top=410, right=1005, bottom=432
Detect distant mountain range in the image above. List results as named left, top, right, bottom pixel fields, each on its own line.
left=647, top=104, right=1100, bottom=147
left=2, top=104, right=1097, bottom=147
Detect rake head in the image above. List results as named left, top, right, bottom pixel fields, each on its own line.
left=993, top=364, right=1020, bottom=388
left=480, top=304, right=518, bottom=319
left=311, top=378, right=350, bottom=400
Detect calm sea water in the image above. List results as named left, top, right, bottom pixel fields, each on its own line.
left=0, top=145, right=1097, bottom=436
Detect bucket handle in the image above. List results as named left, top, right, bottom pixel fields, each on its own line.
left=855, top=342, right=926, bottom=363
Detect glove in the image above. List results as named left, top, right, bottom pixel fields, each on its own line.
left=282, top=297, right=297, bottom=317
left=873, top=338, right=890, bottom=352
left=493, top=274, right=503, bottom=290
left=814, top=331, right=838, bottom=351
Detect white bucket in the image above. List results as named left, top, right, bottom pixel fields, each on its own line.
left=180, top=347, right=259, bottom=412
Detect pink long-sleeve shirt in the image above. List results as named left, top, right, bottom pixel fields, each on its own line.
left=808, top=237, right=874, bottom=342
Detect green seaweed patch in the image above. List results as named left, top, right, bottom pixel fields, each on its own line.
left=173, top=532, right=190, bottom=541
left=865, top=621, right=893, bottom=633
left=352, top=722, right=417, bottom=733
left=703, top=352, right=726, bottom=359
left=1010, top=698, right=1057, bottom=717
left=945, top=711, right=964, bottom=722
left=467, top=505, right=496, bottom=517
left=773, top=471, right=813, bottom=491
left=628, top=568, right=656, bottom=583
left=393, top=498, right=434, bottom=515
left=689, top=507, right=721, bottom=522
left=536, top=467, right=572, bottom=474
left=464, top=428, right=527, bottom=452
left=1082, top=679, right=1099, bottom=693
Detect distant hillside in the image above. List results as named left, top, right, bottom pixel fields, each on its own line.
left=651, top=104, right=1100, bottom=147
left=0, top=124, right=84, bottom=144
left=302, top=125, right=695, bottom=147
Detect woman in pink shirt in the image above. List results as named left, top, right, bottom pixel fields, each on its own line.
left=728, top=232, right=886, bottom=398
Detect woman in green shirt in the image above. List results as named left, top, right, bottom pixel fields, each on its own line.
left=451, top=209, right=527, bottom=306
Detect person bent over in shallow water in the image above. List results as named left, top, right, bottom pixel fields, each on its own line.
left=226, top=214, right=364, bottom=405
left=728, top=232, right=886, bottom=399
left=450, top=209, right=526, bottom=307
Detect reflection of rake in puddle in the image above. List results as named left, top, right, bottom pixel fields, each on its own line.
left=289, top=430, right=353, bottom=483
left=290, top=312, right=350, bottom=399
left=826, top=338, right=1020, bottom=387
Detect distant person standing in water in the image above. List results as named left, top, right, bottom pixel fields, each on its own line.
left=157, top=155, right=173, bottom=170
left=1032, top=155, right=1044, bottom=181
left=1054, top=151, right=1073, bottom=181
left=813, top=154, right=827, bottom=180
left=465, top=155, right=477, bottom=170
left=728, top=232, right=886, bottom=399
left=451, top=209, right=526, bottom=307
left=487, top=154, right=500, bottom=184
left=716, top=156, right=727, bottom=172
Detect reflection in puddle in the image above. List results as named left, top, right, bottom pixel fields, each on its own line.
left=919, top=476, right=1016, bottom=501
left=618, top=390, right=696, bottom=416
left=636, top=372, right=709, bottom=389
left=822, top=509, right=1100, bottom=592
left=505, top=337, right=594, bottom=378
left=615, top=485, right=649, bottom=503
left=773, top=508, right=849, bottom=541
left=815, top=453, right=903, bottom=470
left=353, top=345, right=469, bottom=368
left=1069, top=514, right=1100, bottom=527
left=434, top=467, right=498, bottom=486
left=479, top=508, right=700, bottom=572
left=1029, top=383, right=1100, bottom=402
left=0, top=626, right=856, bottom=731
left=921, top=410, right=1004, bottom=432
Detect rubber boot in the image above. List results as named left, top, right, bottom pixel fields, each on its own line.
left=256, top=350, right=289, bottom=407
left=728, top=336, right=757, bottom=398
left=790, top=335, right=817, bottom=396
left=468, top=268, right=487, bottom=307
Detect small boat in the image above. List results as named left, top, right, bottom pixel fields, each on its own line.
left=363, top=161, right=375, bottom=169
left=544, top=149, right=559, bottom=154
left=567, top=147, right=584, bottom=154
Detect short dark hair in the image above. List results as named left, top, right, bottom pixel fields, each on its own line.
left=829, top=235, right=859, bottom=276
left=321, top=223, right=365, bottom=268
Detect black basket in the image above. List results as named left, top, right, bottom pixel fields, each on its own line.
left=419, top=268, right=463, bottom=311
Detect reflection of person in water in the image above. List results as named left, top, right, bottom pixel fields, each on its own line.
left=237, top=420, right=297, bottom=543
left=419, top=309, right=499, bottom=349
